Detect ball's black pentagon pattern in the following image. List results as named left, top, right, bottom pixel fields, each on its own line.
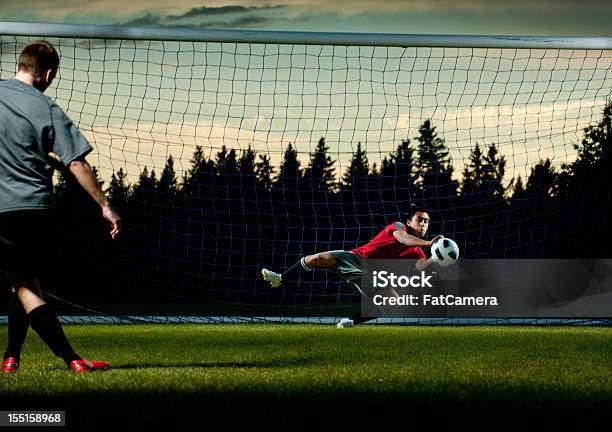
left=431, top=237, right=459, bottom=267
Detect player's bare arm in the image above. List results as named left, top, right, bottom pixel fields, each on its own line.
left=415, top=257, right=435, bottom=271
left=393, top=230, right=443, bottom=248
left=69, top=158, right=122, bottom=239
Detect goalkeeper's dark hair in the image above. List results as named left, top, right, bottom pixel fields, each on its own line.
left=409, top=204, right=429, bottom=217
left=18, top=40, right=59, bottom=80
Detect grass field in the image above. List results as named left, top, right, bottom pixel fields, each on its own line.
left=1, top=324, right=611, bottom=430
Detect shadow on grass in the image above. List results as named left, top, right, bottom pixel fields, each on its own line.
left=113, top=360, right=297, bottom=369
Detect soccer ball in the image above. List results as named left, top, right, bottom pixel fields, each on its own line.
left=431, top=238, right=460, bottom=267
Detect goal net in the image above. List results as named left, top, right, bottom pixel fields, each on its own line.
left=0, top=24, right=610, bottom=324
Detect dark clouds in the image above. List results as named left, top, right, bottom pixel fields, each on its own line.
left=199, top=16, right=271, bottom=28
left=123, top=12, right=162, bottom=26
left=170, top=5, right=284, bottom=19
left=122, top=4, right=286, bottom=28
left=173, top=5, right=252, bottom=18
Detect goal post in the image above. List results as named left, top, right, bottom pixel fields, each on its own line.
left=1, top=22, right=611, bottom=325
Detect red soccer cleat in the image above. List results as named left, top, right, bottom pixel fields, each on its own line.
left=1, top=357, right=19, bottom=372
left=69, top=359, right=111, bottom=372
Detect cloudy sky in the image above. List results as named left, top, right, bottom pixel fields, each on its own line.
left=0, top=0, right=611, bottom=36
left=0, top=1, right=610, bottom=184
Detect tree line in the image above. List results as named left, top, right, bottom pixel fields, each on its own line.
left=47, top=102, right=612, bottom=311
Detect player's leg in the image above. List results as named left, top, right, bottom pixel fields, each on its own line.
left=334, top=252, right=402, bottom=328
left=1, top=288, right=30, bottom=372
left=0, top=212, right=34, bottom=372
left=328, top=251, right=372, bottom=328
left=15, top=279, right=45, bottom=314
left=303, top=252, right=338, bottom=268
left=340, top=287, right=401, bottom=327
left=261, top=251, right=338, bottom=287
left=15, top=278, right=81, bottom=367
left=14, top=278, right=109, bottom=372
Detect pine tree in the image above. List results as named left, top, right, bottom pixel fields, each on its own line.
left=462, top=142, right=507, bottom=202
left=238, top=145, right=257, bottom=178
left=131, top=167, right=157, bottom=204
left=379, top=155, right=391, bottom=177
left=393, top=139, right=415, bottom=174
left=342, top=142, right=369, bottom=190
left=382, top=139, right=415, bottom=189
left=370, top=162, right=379, bottom=177
left=158, top=156, right=178, bottom=195
left=255, top=154, right=275, bottom=191
left=483, top=143, right=506, bottom=201
left=215, top=145, right=239, bottom=176
left=106, top=167, right=130, bottom=209
left=414, top=120, right=457, bottom=208
left=524, top=159, right=556, bottom=200
left=415, top=120, right=453, bottom=178
left=237, top=146, right=259, bottom=216
left=562, top=102, right=612, bottom=191
left=511, top=175, right=526, bottom=200
left=275, top=142, right=301, bottom=191
left=272, top=143, right=302, bottom=230
left=184, top=145, right=205, bottom=184
left=556, top=101, right=612, bottom=257
left=375, top=139, right=417, bottom=217
left=183, top=145, right=216, bottom=198
left=461, top=142, right=484, bottom=193
left=574, top=102, right=612, bottom=170
left=303, top=137, right=336, bottom=193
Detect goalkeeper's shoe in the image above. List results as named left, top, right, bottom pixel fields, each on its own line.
left=261, top=268, right=283, bottom=288
left=1, top=357, right=18, bottom=372
left=336, top=318, right=355, bottom=328
left=69, top=359, right=111, bottom=372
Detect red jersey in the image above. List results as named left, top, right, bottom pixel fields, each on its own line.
left=351, top=222, right=426, bottom=260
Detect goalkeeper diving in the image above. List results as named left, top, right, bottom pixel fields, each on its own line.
left=261, top=206, right=453, bottom=327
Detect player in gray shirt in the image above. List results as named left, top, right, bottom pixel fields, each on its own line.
left=0, top=40, right=121, bottom=372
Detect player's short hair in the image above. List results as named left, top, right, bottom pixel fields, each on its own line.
left=18, top=40, right=59, bottom=80
left=409, top=205, right=429, bottom=217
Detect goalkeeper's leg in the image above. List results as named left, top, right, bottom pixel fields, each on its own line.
left=261, top=252, right=337, bottom=287
left=337, top=288, right=399, bottom=328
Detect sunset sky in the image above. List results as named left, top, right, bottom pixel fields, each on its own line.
left=0, top=0, right=610, bottom=36
left=0, top=1, right=610, bottom=184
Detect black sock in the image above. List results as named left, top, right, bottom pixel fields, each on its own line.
left=3, top=293, right=30, bottom=362
left=281, top=257, right=313, bottom=283
left=28, top=304, right=81, bottom=367
left=352, top=317, right=374, bottom=325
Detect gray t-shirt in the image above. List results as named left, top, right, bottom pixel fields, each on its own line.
left=0, top=79, right=92, bottom=214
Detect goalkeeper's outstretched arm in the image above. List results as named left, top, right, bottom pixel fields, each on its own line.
left=416, top=258, right=434, bottom=271
left=392, top=230, right=442, bottom=271
left=393, top=230, right=443, bottom=248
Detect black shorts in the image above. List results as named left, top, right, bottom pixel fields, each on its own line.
left=328, top=250, right=373, bottom=296
left=0, top=210, right=54, bottom=286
